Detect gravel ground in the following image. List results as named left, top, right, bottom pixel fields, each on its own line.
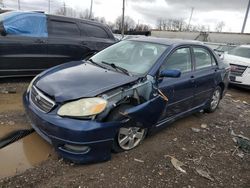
left=0, top=78, right=249, bottom=188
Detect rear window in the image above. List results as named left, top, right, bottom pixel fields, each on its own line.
left=228, top=47, right=250, bottom=59
left=80, top=23, right=109, bottom=38
left=49, top=20, right=80, bottom=37
left=193, top=47, right=213, bottom=69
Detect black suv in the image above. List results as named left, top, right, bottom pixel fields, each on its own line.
left=0, top=11, right=116, bottom=77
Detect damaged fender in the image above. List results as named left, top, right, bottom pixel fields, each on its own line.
left=122, top=95, right=167, bottom=127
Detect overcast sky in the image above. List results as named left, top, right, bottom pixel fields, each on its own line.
left=3, top=0, right=250, bottom=33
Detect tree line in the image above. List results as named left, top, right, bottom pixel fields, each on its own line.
left=156, top=18, right=225, bottom=32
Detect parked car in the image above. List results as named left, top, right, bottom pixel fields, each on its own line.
left=223, top=45, right=250, bottom=88
left=214, top=44, right=236, bottom=57
left=0, top=11, right=116, bottom=77
left=23, top=37, right=230, bottom=163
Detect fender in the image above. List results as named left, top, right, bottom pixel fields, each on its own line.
left=123, top=96, right=167, bottom=127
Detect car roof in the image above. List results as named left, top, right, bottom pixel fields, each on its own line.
left=128, top=37, right=203, bottom=46
left=5, top=10, right=106, bottom=27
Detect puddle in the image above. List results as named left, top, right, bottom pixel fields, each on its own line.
left=0, top=133, right=54, bottom=179
left=0, top=126, right=20, bottom=138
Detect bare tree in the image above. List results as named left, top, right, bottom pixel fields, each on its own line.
left=215, top=21, right=225, bottom=32
left=79, top=9, right=90, bottom=19
left=115, top=16, right=135, bottom=32
left=107, top=21, right=115, bottom=31
left=157, top=18, right=186, bottom=31
left=135, top=23, right=151, bottom=31
left=156, top=18, right=163, bottom=30
left=94, top=17, right=106, bottom=24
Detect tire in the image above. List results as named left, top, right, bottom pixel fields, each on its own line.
left=204, top=86, right=222, bottom=113
left=107, top=105, right=147, bottom=153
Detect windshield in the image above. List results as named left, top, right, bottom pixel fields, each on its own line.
left=90, top=40, right=168, bottom=76
left=228, top=47, right=250, bottom=59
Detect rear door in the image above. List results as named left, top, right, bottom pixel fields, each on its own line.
left=192, top=46, right=218, bottom=107
left=0, top=12, right=48, bottom=76
left=47, top=18, right=89, bottom=67
left=158, top=46, right=195, bottom=120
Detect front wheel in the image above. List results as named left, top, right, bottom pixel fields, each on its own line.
left=116, top=127, right=146, bottom=151
left=107, top=105, right=147, bottom=153
left=205, top=86, right=222, bottom=113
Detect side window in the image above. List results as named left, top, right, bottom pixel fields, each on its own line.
left=80, top=23, right=109, bottom=38
left=3, top=13, right=48, bottom=37
left=161, top=47, right=192, bottom=73
left=49, top=20, right=80, bottom=37
left=193, top=47, right=213, bottom=69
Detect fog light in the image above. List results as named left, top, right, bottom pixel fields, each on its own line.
left=63, top=144, right=90, bottom=154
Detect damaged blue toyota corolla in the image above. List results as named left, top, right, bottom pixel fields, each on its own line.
left=23, top=37, right=230, bottom=163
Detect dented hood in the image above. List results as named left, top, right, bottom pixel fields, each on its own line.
left=34, top=61, right=138, bottom=102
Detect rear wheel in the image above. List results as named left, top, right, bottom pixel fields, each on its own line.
left=107, top=105, right=147, bottom=153
left=205, top=86, right=222, bottom=113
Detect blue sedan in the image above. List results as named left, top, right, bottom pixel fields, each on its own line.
left=23, top=37, right=230, bottom=163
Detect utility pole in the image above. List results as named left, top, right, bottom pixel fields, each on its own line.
left=121, top=0, right=125, bottom=37
left=18, top=0, right=21, bottom=10
left=63, top=1, right=66, bottom=16
left=48, top=0, right=51, bottom=14
left=187, top=7, right=194, bottom=31
left=0, top=0, right=4, bottom=8
left=241, top=0, right=250, bottom=33
left=89, top=0, right=93, bottom=19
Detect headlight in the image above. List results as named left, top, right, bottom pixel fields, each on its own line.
left=57, top=97, right=107, bottom=117
left=27, top=75, right=39, bottom=93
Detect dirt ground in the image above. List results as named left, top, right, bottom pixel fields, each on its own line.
left=0, top=78, right=249, bottom=188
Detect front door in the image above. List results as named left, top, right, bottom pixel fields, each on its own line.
left=0, top=35, right=47, bottom=76
left=158, top=47, right=195, bottom=120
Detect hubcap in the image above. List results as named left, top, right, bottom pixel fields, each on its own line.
left=211, top=89, right=220, bottom=110
left=118, top=127, right=145, bottom=150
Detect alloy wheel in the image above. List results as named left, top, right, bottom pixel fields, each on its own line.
left=117, top=127, right=145, bottom=150
left=210, top=89, right=221, bottom=110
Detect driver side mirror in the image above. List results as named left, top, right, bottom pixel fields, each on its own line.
left=159, top=69, right=181, bottom=78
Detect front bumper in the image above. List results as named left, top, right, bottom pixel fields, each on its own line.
left=23, top=91, right=122, bottom=164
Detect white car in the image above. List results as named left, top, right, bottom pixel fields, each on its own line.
left=223, top=45, right=250, bottom=88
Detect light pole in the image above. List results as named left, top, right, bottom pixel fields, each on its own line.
left=89, top=0, right=93, bottom=19
left=241, top=0, right=250, bottom=33
left=18, top=0, right=20, bottom=10
left=121, top=0, right=125, bottom=37
left=187, top=7, right=194, bottom=31
left=48, top=0, right=51, bottom=13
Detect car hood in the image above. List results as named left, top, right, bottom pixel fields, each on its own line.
left=224, top=54, right=250, bottom=67
left=34, top=61, right=138, bottom=103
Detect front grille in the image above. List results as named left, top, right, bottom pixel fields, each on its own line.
left=230, top=64, right=247, bottom=76
left=30, top=86, right=55, bottom=113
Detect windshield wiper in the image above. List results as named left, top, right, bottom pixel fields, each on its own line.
left=87, top=59, right=107, bottom=69
left=101, top=61, right=131, bottom=76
